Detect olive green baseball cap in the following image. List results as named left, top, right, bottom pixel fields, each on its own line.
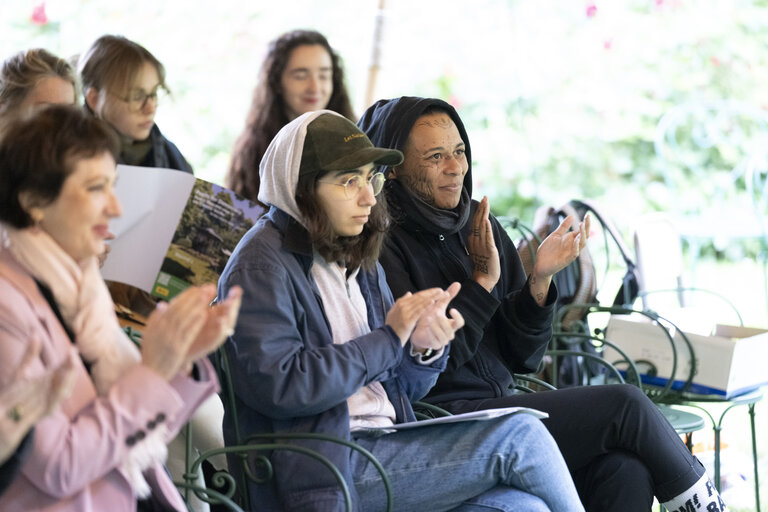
left=299, top=113, right=403, bottom=175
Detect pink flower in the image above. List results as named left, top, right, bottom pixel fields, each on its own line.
left=448, top=94, right=463, bottom=110
left=603, top=38, right=613, bottom=50
left=586, top=3, right=598, bottom=17
left=30, top=3, right=48, bottom=26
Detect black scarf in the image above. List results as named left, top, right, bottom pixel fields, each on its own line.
left=386, top=179, right=471, bottom=235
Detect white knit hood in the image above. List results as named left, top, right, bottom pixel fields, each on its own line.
left=257, top=110, right=343, bottom=225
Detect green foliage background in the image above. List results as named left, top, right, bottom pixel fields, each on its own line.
left=2, top=3, right=767, bottom=505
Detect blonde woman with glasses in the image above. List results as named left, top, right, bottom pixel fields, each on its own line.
left=79, top=34, right=192, bottom=174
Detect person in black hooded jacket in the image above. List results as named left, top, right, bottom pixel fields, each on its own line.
left=359, top=96, right=728, bottom=512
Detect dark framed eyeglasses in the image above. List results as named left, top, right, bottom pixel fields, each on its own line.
left=113, top=87, right=166, bottom=112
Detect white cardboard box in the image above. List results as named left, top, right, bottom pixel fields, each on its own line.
left=603, top=316, right=768, bottom=398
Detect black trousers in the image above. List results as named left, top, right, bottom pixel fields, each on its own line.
left=436, top=384, right=705, bottom=512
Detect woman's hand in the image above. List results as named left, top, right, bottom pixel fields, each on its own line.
left=469, top=196, right=501, bottom=293
left=182, top=286, right=243, bottom=370
left=386, top=288, right=445, bottom=346
left=529, top=214, right=590, bottom=306
left=140, top=285, right=213, bottom=380
left=410, top=282, right=464, bottom=353
left=533, top=214, right=589, bottom=278
left=0, top=339, right=76, bottom=464
left=141, top=285, right=243, bottom=380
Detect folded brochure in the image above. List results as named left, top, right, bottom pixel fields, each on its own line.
left=354, top=407, right=548, bottom=436
left=101, top=165, right=264, bottom=301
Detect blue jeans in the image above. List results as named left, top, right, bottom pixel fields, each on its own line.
left=441, top=384, right=704, bottom=505
left=351, top=413, right=584, bottom=512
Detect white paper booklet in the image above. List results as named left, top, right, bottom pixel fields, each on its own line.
left=100, top=165, right=264, bottom=300
left=354, top=407, right=548, bottom=436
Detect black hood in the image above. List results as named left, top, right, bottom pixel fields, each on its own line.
left=357, top=96, right=473, bottom=197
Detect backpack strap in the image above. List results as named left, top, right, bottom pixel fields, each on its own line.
left=569, top=199, right=639, bottom=306
left=556, top=202, right=597, bottom=327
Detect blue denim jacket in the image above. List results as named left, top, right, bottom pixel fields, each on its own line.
left=217, top=207, right=449, bottom=511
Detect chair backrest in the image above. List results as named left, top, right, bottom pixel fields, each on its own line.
left=633, top=212, right=686, bottom=311
left=513, top=199, right=640, bottom=320
left=631, top=212, right=743, bottom=331
left=207, top=345, right=394, bottom=512
left=510, top=199, right=646, bottom=387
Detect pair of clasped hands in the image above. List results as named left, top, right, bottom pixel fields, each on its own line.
left=0, top=285, right=241, bottom=466
left=386, top=282, right=464, bottom=355
left=95, top=228, right=242, bottom=379
left=140, top=284, right=243, bottom=381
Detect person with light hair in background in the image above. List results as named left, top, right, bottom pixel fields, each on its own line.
left=0, top=48, right=76, bottom=138
left=79, top=34, right=192, bottom=174
left=0, top=48, right=79, bottom=253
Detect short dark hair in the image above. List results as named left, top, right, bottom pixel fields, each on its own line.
left=0, top=104, right=120, bottom=228
left=227, top=30, right=356, bottom=206
left=295, top=170, right=389, bottom=271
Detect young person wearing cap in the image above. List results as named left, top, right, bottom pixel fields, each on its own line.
left=217, top=110, right=586, bottom=511
left=358, top=96, right=728, bottom=512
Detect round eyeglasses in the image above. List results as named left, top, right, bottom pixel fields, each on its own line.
left=319, top=172, right=386, bottom=199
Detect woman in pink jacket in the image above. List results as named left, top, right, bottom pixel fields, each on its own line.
left=0, top=104, right=241, bottom=512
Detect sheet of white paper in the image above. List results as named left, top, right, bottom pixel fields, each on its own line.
left=353, top=407, right=548, bottom=436
left=100, top=165, right=195, bottom=292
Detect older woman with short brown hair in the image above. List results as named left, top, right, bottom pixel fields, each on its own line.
left=0, top=104, right=241, bottom=512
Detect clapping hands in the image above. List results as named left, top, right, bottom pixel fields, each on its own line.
left=385, top=283, right=464, bottom=353
left=0, top=339, right=76, bottom=464
left=140, top=284, right=243, bottom=381
left=410, top=282, right=464, bottom=353
left=469, top=196, right=501, bottom=292
left=533, top=214, right=590, bottom=280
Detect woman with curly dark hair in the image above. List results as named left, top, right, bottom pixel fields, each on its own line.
left=226, top=29, right=356, bottom=206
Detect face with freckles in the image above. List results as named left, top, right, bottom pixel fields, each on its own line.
left=395, top=112, right=468, bottom=209
left=29, top=151, right=122, bottom=263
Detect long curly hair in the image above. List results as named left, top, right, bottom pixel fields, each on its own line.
left=226, top=30, right=355, bottom=206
